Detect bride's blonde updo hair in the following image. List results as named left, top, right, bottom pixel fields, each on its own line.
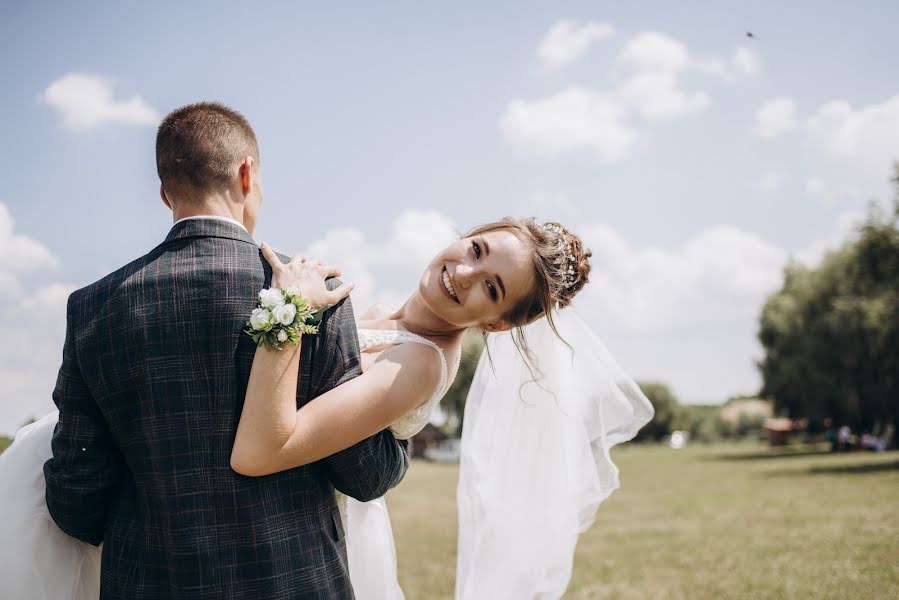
left=464, top=217, right=592, bottom=347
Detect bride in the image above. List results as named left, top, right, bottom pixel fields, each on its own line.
left=0, top=217, right=653, bottom=599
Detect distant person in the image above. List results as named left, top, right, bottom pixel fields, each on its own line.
left=838, top=425, right=852, bottom=452
left=826, top=424, right=837, bottom=452
left=861, top=433, right=887, bottom=452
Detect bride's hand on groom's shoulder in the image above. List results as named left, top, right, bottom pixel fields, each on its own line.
left=260, top=242, right=354, bottom=309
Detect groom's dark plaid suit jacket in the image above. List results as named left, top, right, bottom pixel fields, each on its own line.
left=43, top=219, right=409, bottom=599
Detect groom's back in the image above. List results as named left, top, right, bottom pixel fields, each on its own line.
left=66, top=221, right=352, bottom=599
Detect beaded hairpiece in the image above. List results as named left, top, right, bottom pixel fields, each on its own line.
left=542, top=223, right=578, bottom=288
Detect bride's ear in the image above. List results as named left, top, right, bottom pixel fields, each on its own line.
left=483, top=320, right=513, bottom=333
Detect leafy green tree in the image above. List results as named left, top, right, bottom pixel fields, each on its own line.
left=635, top=381, right=682, bottom=441
left=758, top=164, right=899, bottom=445
left=0, top=436, right=11, bottom=455
left=441, top=330, right=486, bottom=437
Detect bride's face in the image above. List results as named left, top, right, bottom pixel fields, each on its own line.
left=419, top=229, right=534, bottom=330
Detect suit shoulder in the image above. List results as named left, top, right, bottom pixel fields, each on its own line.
left=68, top=251, right=157, bottom=309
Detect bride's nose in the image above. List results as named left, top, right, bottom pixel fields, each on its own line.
left=455, top=263, right=475, bottom=288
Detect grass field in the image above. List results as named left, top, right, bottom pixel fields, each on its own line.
left=387, top=443, right=899, bottom=599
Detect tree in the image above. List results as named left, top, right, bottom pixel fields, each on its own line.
left=634, top=381, right=682, bottom=441
left=441, top=330, right=486, bottom=437
left=0, top=436, right=11, bottom=455
left=758, top=165, right=899, bottom=445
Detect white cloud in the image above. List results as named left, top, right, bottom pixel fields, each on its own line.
left=759, top=169, right=783, bottom=193
left=537, top=20, right=615, bottom=70
left=617, top=71, right=709, bottom=121
left=0, top=202, right=58, bottom=298
left=0, top=203, right=76, bottom=433
left=755, top=96, right=798, bottom=139
left=570, top=222, right=790, bottom=402
left=299, top=210, right=460, bottom=311
left=504, top=29, right=759, bottom=161
left=500, top=86, right=636, bottom=161
left=568, top=210, right=865, bottom=401
left=580, top=223, right=786, bottom=335
left=615, top=32, right=712, bottom=120
left=617, top=31, right=690, bottom=73
left=696, top=46, right=762, bottom=82
left=731, top=46, right=762, bottom=78
left=40, top=73, right=160, bottom=131
left=0, top=282, right=76, bottom=435
left=803, top=93, right=899, bottom=203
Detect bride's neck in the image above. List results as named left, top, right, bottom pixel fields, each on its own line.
left=390, top=293, right=466, bottom=341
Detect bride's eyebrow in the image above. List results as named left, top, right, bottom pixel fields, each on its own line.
left=496, top=274, right=506, bottom=300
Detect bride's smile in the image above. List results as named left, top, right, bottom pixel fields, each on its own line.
left=440, top=267, right=458, bottom=302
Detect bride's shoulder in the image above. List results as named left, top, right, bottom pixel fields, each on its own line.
left=357, top=302, right=396, bottom=322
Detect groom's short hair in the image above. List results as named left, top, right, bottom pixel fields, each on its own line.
left=156, top=102, right=259, bottom=200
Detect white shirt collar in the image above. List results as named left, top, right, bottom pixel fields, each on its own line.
left=172, top=215, right=248, bottom=233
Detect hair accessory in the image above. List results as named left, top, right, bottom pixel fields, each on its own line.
left=542, top=223, right=578, bottom=289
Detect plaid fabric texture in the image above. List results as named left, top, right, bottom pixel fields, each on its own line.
left=43, top=219, right=410, bottom=599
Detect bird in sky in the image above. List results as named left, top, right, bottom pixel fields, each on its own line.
left=746, top=31, right=756, bottom=39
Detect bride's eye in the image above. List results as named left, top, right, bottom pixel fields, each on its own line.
left=472, top=240, right=482, bottom=259
left=486, top=281, right=498, bottom=301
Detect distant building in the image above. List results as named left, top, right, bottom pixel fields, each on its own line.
left=410, top=423, right=448, bottom=459
left=719, top=398, right=773, bottom=423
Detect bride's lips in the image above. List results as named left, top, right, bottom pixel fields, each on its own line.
left=440, top=266, right=460, bottom=303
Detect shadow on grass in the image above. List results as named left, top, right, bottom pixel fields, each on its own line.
left=804, top=460, right=899, bottom=475
left=709, top=449, right=833, bottom=462
left=762, top=459, right=899, bottom=478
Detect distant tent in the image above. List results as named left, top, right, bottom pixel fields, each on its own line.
left=763, top=418, right=807, bottom=446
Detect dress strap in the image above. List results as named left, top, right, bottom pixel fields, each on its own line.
left=357, top=328, right=451, bottom=398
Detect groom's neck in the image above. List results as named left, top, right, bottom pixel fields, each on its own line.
left=170, top=194, right=245, bottom=226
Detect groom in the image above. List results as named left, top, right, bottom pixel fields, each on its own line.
left=43, top=102, right=409, bottom=598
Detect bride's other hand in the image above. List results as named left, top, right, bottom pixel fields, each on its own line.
left=260, top=242, right=354, bottom=307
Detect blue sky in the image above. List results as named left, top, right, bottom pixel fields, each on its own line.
left=2, top=1, right=899, bottom=433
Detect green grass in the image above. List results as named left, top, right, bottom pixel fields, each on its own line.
left=387, top=443, right=899, bottom=599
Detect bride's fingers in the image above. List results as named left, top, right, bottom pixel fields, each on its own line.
left=320, top=265, right=342, bottom=278
left=326, top=282, right=355, bottom=304
left=260, top=242, right=284, bottom=270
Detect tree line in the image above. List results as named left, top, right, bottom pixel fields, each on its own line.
left=758, top=166, right=899, bottom=446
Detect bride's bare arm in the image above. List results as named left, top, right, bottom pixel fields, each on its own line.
left=231, top=338, right=440, bottom=477
left=230, top=243, right=440, bottom=477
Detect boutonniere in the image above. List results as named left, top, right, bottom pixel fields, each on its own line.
left=245, top=286, right=331, bottom=349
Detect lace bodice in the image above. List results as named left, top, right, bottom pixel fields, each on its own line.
left=357, top=328, right=456, bottom=439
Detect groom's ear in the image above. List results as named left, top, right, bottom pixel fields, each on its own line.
left=160, top=185, right=173, bottom=210
left=238, top=156, right=256, bottom=196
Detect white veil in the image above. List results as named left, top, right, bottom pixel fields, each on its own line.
left=455, top=307, right=654, bottom=599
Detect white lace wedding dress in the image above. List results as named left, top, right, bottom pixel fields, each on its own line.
left=0, top=328, right=455, bottom=600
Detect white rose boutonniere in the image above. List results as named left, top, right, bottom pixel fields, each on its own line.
left=245, top=287, right=332, bottom=349
left=249, top=308, right=273, bottom=331
left=273, top=303, right=297, bottom=326
left=258, top=288, right=286, bottom=308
